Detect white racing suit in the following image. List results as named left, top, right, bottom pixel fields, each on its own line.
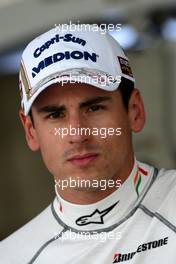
left=1, top=159, right=176, bottom=263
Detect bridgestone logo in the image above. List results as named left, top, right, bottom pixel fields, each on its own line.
left=113, top=237, right=168, bottom=263
left=32, top=50, right=99, bottom=78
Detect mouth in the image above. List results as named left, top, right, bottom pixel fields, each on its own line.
left=67, top=153, right=99, bottom=166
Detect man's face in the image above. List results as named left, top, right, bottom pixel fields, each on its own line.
left=20, top=83, right=145, bottom=198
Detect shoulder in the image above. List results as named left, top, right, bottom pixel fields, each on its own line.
left=0, top=201, right=60, bottom=264
left=140, top=162, right=176, bottom=227
left=146, top=165, right=176, bottom=197
left=138, top=160, right=176, bottom=192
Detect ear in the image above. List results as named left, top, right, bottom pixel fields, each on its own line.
left=128, top=88, right=146, bottom=133
left=19, top=108, right=39, bottom=151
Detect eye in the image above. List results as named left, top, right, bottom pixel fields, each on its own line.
left=46, top=111, right=65, bottom=119
left=88, top=104, right=105, bottom=112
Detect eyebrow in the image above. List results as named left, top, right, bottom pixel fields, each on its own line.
left=79, top=96, right=112, bottom=108
left=36, top=96, right=112, bottom=113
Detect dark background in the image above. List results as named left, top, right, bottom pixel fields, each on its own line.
left=1, top=0, right=176, bottom=240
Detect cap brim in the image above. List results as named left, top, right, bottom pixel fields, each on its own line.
left=24, top=69, right=122, bottom=115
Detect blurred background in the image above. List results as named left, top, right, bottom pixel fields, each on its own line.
left=1, top=0, right=176, bottom=240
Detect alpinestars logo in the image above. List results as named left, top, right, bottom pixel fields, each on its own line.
left=76, top=201, right=119, bottom=226
left=113, top=237, right=168, bottom=263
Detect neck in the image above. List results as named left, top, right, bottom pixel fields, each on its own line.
left=53, top=158, right=152, bottom=231
left=55, top=156, right=134, bottom=205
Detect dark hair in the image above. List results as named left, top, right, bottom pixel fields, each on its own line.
left=29, top=109, right=34, bottom=126
left=118, top=77, right=134, bottom=110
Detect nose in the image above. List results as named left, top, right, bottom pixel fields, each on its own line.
left=67, top=113, right=90, bottom=144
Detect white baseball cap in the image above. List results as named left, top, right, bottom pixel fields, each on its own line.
left=19, top=25, right=135, bottom=115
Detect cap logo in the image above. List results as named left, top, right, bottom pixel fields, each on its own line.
left=32, top=50, right=99, bottom=78
left=34, top=34, right=86, bottom=58
left=117, top=56, right=133, bottom=78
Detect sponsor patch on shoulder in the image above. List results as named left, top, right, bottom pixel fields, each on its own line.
left=117, top=56, right=133, bottom=78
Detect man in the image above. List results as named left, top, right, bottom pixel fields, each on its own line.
left=1, top=25, right=176, bottom=263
